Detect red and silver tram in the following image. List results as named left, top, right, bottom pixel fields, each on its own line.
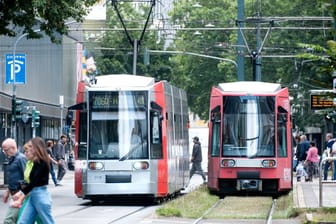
left=207, top=81, right=292, bottom=197
left=70, top=74, right=189, bottom=203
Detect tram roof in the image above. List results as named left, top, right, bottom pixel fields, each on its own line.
left=218, top=81, right=282, bottom=93
left=91, top=74, right=155, bottom=89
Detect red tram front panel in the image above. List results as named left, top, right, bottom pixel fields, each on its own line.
left=207, top=82, right=292, bottom=196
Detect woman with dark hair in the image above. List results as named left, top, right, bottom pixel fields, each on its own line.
left=12, top=137, right=55, bottom=224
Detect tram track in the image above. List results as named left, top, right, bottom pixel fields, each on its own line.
left=107, top=206, right=148, bottom=223
left=191, top=196, right=277, bottom=224
left=192, top=198, right=223, bottom=224
left=266, top=199, right=276, bottom=224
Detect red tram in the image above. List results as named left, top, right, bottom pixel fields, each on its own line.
left=70, top=74, right=190, bottom=203
left=207, top=81, right=292, bottom=197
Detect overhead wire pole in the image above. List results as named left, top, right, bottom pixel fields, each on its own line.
left=237, top=0, right=245, bottom=81
left=236, top=19, right=273, bottom=81
left=111, top=0, right=156, bottom=75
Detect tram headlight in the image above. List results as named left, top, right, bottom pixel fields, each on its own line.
left=221, top=159, right=235, bottom=167
left=133, top=161, right=149, bottom=170
left=261, top=159, right=276, bottom=168
left=88, top=162, right=104, bottom=170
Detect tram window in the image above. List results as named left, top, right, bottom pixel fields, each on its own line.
left=222, top=96, right=276, bottom=157
left=277, top=112, right=288, bottom=157
left=78, top=111, right=87, bottom=160
left=211, top=111, right=220, bottom=157
left=150, top=111, right=163, bottom=159
left=211, top=121, right=220, bottom=156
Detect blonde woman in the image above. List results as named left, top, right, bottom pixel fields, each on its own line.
left=12, top=137, right=55, bottom=224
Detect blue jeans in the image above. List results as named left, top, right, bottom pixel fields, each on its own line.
left=324, top=161, right=332, bottom=180
left=17, top=186, right=55, bottom=224
left=50, top=164, right=58, bottom=186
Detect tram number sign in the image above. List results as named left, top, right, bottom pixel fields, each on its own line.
left=310, top=94, right=334, bottom=110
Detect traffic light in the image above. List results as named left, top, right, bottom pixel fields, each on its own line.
left=12, top=98, right=23, bottom=121
left=31, top=108, right=40, bottom=128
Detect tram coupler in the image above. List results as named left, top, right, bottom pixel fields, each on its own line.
left=237, top=179, right=262, bottom=191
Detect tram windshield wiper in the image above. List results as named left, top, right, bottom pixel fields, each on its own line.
left=119, top=143, right=141, bottom=161
left=240, top=136, right=259, bottom=141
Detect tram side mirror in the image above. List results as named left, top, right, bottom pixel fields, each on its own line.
left=66, top=111, right=73, bottom=126
left=150, top=101, right=163, bottom=121
left=277, top=113, right=287, bottom=124
left=211, top=113, right=216, bottom=122
left=210, top=106, right=221, bottom=122
left=277, top=106, right=288, bottom=124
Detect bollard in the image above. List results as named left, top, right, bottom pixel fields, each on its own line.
left=319, top=157, right=336, bottom=207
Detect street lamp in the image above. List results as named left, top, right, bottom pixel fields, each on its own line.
left=11, top=21, right=76, bottom=140
left=11, top=29, right=40, bottom=140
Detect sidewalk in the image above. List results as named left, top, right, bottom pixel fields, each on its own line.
left=294, top=177, right=336, bottom=208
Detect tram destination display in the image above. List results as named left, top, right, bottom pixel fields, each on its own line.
left=310, top=93, right=333, bottom=110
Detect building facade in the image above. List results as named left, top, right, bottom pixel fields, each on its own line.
left=0, top=33, right=81, bottom=150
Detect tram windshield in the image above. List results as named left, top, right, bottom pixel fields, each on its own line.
left=88, top=91, right=148, bottom=160
left=222, top=96, right=275, bottom=158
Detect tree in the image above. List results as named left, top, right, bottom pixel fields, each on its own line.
left=0, top=0, right=97, bottom=42
left=95, top=2, right=171, bottom=80
left=91, top=0, right=334, bottom=126
left=169, top=0, right=334, bottom=120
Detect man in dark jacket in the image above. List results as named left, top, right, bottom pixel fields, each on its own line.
left=298, top=135, right=310, bottom=162
left=190, top=136, right=206, bottom=183
left=323, top=133, right=335, bottom=180
left=55, top=134, right=67, bottom=183
left=2, top=138, right=26, bottom=224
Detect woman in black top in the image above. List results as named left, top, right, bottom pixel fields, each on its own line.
left=13, top=137, right=55, bottom=224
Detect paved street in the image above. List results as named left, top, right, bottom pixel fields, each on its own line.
left=1, top=168, right=336, bottom=223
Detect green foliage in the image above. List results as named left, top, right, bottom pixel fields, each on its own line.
left=0, top=0, right=97, bottom=43
left=93, top=0, right=336, bottom=124
left=168, top=0, right=335, bottom=121
left=96, top=2, right=168, bottom=77
left=156, top=207, right=182, bottom=217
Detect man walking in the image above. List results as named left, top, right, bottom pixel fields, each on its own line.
left=323, top=133, right=335, bottom=180
left=55, top=134, right=67, bottom=184
left=190, top=136, right=206, bottom=183
left=2, top=138, right=27, bottom=224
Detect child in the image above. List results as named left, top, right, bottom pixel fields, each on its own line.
left=296, top=161, right=308, bottom=182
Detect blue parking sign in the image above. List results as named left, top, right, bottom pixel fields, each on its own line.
left=6, top=54, right=26, bottom=84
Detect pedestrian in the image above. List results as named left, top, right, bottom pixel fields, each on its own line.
left=296, top=135, right=310, bottom=177
left=293, top=135, right=300, bottom=171
left=55, top=134, right=67, bottom=184
left=304, top=141, right=320, bottom=181
left=46, top=140, right=59, bottom=186
left=331, top=139, right=336, bottom=181
left=190, top=136, right=206, bottom=183
left=323, top=133, right=335, bottom=180
left=12, top=137, right=55, bottom=224
left=298, top=135, right=310, bottom=163
left=16, top=143, right=42, bottom=224
left=1, top=138, right=27, bottom=224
